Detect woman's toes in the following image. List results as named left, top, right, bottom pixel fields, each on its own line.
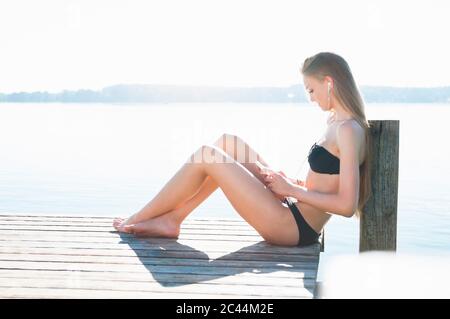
left=113, top=219, right=128, bottom=232
left=113, top=218, right=126, bottom=227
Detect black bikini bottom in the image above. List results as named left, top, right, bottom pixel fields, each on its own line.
left=284, top=198, right=320, bottom=247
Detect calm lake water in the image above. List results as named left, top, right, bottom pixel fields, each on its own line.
left=1, top=102, right=449, bottom=279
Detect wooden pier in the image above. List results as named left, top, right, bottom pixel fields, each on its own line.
left=0, top=215, right=321, bottom=299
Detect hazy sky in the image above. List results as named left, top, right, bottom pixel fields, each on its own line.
left=1, top=0, right=448, bottom=93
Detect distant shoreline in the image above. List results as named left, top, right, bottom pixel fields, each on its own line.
left=1, top=84, right=450, bottom=103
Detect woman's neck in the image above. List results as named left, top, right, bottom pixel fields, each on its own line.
left=330, top=106, right=353, bottom=121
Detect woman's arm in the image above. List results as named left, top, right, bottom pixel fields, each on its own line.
left=290, top=186, right=352, bottom=217
left=290, top=122, right=363, bottom=217
left=256, top=163, right=303, bottom=200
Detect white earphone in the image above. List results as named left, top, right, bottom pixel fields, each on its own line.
left=327, top=82, right=331, bottom=94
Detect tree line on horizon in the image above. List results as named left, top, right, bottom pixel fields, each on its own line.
left=1, top=84, right=449, bottom=103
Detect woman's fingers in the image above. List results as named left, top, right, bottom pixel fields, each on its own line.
left=256, top=162, right=272, bottom=174
left=277, top=171, right=287, bottom=177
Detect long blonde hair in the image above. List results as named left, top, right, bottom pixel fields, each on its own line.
left=301, top=52, right=371, bottom=217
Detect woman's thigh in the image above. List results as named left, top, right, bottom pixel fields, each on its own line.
left=199, top=145, right=299, bottom=246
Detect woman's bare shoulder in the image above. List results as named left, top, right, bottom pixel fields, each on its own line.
left=337, top=120, right=364, bottom=141
left=336, top=120, right=365, bottom=160
left=341, top=119, right=364, bottom=131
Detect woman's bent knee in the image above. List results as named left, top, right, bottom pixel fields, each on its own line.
left=217, top=133, right=237, bottom=142
left=214, top=133, right=241, bottom=155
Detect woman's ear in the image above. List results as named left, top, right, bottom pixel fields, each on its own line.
left=324, top=76, right=334, bottom=89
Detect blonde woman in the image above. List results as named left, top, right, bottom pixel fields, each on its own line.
left=114, top=52, right=371, bottom=247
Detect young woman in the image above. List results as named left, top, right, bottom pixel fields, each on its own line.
left=113, top=52, right=371, bottom=247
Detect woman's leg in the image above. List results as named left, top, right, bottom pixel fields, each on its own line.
left=113, top=150, right=209, bottom=231
left=214, top=133, right=272, bottom=185
left=115, top=176, right=217, bottom=238
left=119, top=145, right=299, bottom=246
left=113, top=134, right=274, bottom=232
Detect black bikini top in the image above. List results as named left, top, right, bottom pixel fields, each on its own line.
left=308, top=142, right=340, bottom=175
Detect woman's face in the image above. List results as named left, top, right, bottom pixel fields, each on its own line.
left=303, top=75, right=330, bottom=111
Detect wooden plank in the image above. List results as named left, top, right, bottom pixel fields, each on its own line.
left=0, top=215, right=238, bottom=220
left=0, top=268, right=314, bottom=283
left=0, top=241, right=318, bottom=258
left=0, top=233, right=318, bottom=258
left=0, top=269, right=313, bottom=287
left=0, top=231, right=260, bottom=240
left=0, top=287, right=308, bottom=299
left=0, top=260, right=317, bottom=278
left=0, top=229, right=259, bottom=238
left=0, top=226, right=260, bottom=236
left=0, top=215, right=248, bottom=224
left=0, top=219, right=254, bottom=226
left=0, top=239, right=320, bottom=256
left=0, top=233, right=263, bottom=243
left=0, top=253, right=319, bottom=270
left=0, top=221, right=256, bottom=231
left=0, top=247, right=319, bottom=262
left=0, top=278, right=314, bottom=298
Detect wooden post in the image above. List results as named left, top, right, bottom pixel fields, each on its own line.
left=360, top=120, right=399, bottom=252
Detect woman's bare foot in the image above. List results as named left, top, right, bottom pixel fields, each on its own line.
left=113, top=211, right=181, bottom=238
left=113, top=212, right=144, bottom=233
left=121, top=214, right=181, bottom=238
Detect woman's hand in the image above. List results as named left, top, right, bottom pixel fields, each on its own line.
left=263, top=171, right=296, bottom=198
left=255, top=163, right=286, bottom=200
left=278, top=172, right=306, bottom=188
left=255, top=162, right=306, bottom=200
left=288, top=177, right=305, bottom=187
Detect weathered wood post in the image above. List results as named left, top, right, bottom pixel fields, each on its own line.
left=360, top=120, right=399, bottom=252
